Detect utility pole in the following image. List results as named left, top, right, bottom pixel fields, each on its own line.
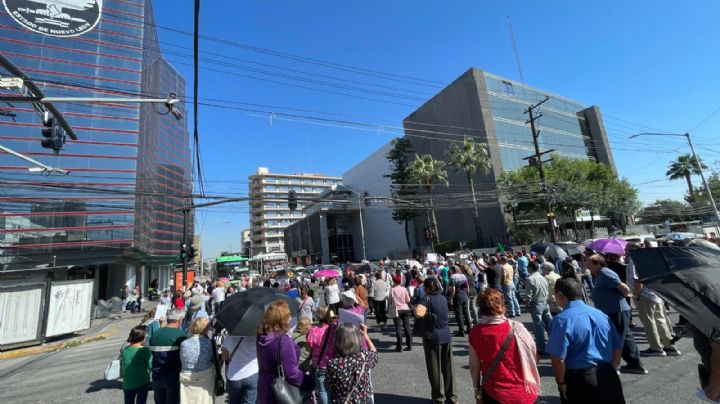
left=524, top=96, right=558, bottom=243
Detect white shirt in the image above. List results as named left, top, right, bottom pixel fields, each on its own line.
left=325, top=284, right=340, bottom=304
left=212, top=287, right=226, bottom=303
left=223, top=335, right=258, bottom=381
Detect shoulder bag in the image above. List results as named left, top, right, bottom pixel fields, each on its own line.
left=412, top=296, right=436, bottom=340
left=224, top=337, right=244, bottom=378
left=104, top=347, right=123, bottom=381
left=272, top=334, right=303, bottom=404
left=210, top=338, right=226, bottom=396
left=309, top=324, right=332, bottom=379
left=475, top=323, right=515, bottom=404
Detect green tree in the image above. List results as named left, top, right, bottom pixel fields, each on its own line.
left=637, top=199, right=695, bottom=223
left=446, top=136, right=492, bottom=244
left=384, top=138, right=418, bottom=251
left=407, top=154, right=448, bottom=242
left=666, top=154, right=707, bottom=202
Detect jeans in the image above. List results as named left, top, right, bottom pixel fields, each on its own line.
left=393, top=310, right=413, bottom=349
left=153, top=376, right=180, bottom=404
left=124, top=383, right=150, bottom=404
left=530, top=301, right=552, bottom=353
left=227, top=372, right=258, bottom=404
left=315, top=368, right=330, bottom=404
left=608, top=310, right=643, bottom=368
left=452, top=299, right=471, bottom=335
left=503, top=283, right=521, bottom=316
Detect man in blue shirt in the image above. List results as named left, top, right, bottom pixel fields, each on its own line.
left=547, top=278, right=625, bottom=404
left=588, top=254, right=647, bottom=375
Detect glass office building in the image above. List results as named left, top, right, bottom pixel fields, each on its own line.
left=402, top=67, right=615, bottom=247
left=0, top=0, right=192, bottom=298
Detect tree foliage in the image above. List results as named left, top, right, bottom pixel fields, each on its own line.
left=499, top=156, right=640, bottom=225
left=637, top=199, right=698, bottom=223
left=407, top=153, right=449, bottom=242
left=384, top=138, right=418, bottom=251
left=666, top=154, right=707, bottom=202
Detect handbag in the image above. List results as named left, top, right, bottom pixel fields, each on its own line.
left=210, top=338, right=226, bottom=396
left=412, top=297, right=436, bottom=339
left=308, top=324, right=333, bottom=379
left=272, top=334, right=303, bottom=404
left=475, top=323, right=515, bottom=404
left=104, top=346, right=124, bottom=381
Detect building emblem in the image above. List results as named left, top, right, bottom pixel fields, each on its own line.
left=3, top=0, right=102, bottom=37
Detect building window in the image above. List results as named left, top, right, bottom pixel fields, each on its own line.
left=501, top=80, right=514, bottom=95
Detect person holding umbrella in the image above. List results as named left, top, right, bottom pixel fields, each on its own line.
left=256, top=300, right=314, bottom=404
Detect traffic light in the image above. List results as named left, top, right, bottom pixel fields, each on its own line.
left=180, top=243, right=188, bottom=261
left=41, top=113, right=65, bottom=152
left=288, top=190, right=297, bottom=211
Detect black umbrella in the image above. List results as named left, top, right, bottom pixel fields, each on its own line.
left=354, top=262, right=381, bottom=274
left=530, top=243, right=553, bottom=255
left=270, top=269, right=296, bottom=281
left=630, top=246, right=720, bottom=342
left=215, top=287, right=300, bottom=336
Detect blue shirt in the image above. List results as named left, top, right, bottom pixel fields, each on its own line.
left=546, top=300, right=622, bottom=369
left=591, top=268, right=631, bottom=314
left=517, top=256, right=529, bottom=280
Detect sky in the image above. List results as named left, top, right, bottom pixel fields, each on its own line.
left=150, top=0, right=720, bottom=259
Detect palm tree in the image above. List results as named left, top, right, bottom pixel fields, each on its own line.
left=666, top=154, right=707, bottom=202
left=447, top=137, right=491, bottom=243
left=407, top=154, right=448, bottom=243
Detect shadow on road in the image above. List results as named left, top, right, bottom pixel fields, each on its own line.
left=374, top=393, right=429, bottom=403
left=86, top=378, right=122, bottom=393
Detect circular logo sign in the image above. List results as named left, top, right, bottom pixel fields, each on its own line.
left=3, top=0, right=103, bottom=37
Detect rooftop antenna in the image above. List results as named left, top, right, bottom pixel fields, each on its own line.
left=507, top=16, right=525, bottom=84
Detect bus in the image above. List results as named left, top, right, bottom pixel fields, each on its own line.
left=215, top=255, right=249, bottom=278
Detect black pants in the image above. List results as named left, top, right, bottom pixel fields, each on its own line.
left=393, top=310, right=412, bottom=349
left=374, top=299, right=387, bottom=325
left=562, top=363, right=625, bottom=404
left=422, top=339, right=457, bottom=403
left=608, top=310, right=643, bottom=368
left=453, top=299, right=470, bottom=335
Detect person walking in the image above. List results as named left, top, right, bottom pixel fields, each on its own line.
left=544, top=262, right=562, bottom=315
left=547, top=278, right=626, bottom=403
left=325, top=323, right=379, bottom=404
left=324, top=278, right=341, bottom=314
left=222, top=333, right=259, bottom=404
left=413, top=277, right=457, bottom=403
left=500, top=256, right=521, bottom=318
left=371, top=272, right=390, bottom=329
left=149, top=308, right=187, bottom=404
left=307, top=306, right=338, bottom=404
left=389, top=275, right=413, bottom=352
left=256, top=300, right=314, bottom=404
left=625, top=243, right=681, bottom=357
left=179, top=317, right=215, bottom=404
left=448, top=266, right=471, bottom=337
left=468, top=289, right=540, bottom=404
left=297, top=287, right=315, bottom=321
left=211, top=281, right=225, bottom=315
left=121, top=325, right=153, bottom=404
left=484, top=256, right=503, bottom=292
left=526, top=261, right=553, bottom=355
left=462, top=264, right=480, bottom=325
left=588, top=254, right=647, bottom=375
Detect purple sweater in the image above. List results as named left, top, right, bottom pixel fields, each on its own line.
left=256, top=332, right=314, bottom=404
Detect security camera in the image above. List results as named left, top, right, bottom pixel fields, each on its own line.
left=165, top=92, right=183, bottom=121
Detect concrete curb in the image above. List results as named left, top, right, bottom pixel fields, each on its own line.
left=0, top=331, right=113, bottom=361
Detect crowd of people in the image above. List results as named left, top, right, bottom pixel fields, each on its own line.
left=114, top=238, right=720, bottom=404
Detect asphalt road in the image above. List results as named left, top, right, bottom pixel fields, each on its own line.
left=0, top=306, right=708, bottom=403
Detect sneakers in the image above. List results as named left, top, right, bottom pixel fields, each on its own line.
left=640, top=348, right=666, bottom=357
left=620, top=365, right=649, bottom=375
left=664, top=346, right=682, bottom=356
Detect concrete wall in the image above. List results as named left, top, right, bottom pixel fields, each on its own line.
left=343, top=141, right=413, bottom=258
left=402, top=68, right=507, bottom=247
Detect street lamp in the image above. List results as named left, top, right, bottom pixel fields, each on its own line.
left=630, top=132, right=720, bottom=235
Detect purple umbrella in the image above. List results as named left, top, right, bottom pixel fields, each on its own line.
left=587, top=238, right=628, bottom=255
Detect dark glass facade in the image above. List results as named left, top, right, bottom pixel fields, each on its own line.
left=0, top=0, right=191, bottom=273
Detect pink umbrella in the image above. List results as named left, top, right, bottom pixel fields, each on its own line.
left=313, top=269, right=342, bottom=278
left=587, top=238, right=628, bottom=256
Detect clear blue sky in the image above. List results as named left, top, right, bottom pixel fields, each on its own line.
left=152, top=0, right=720, bottom=259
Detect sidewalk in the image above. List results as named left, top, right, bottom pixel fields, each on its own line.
left=0, top=301, right=157, bottom=361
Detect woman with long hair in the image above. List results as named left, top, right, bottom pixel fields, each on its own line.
left=256, top=300, right=314, bottom=404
